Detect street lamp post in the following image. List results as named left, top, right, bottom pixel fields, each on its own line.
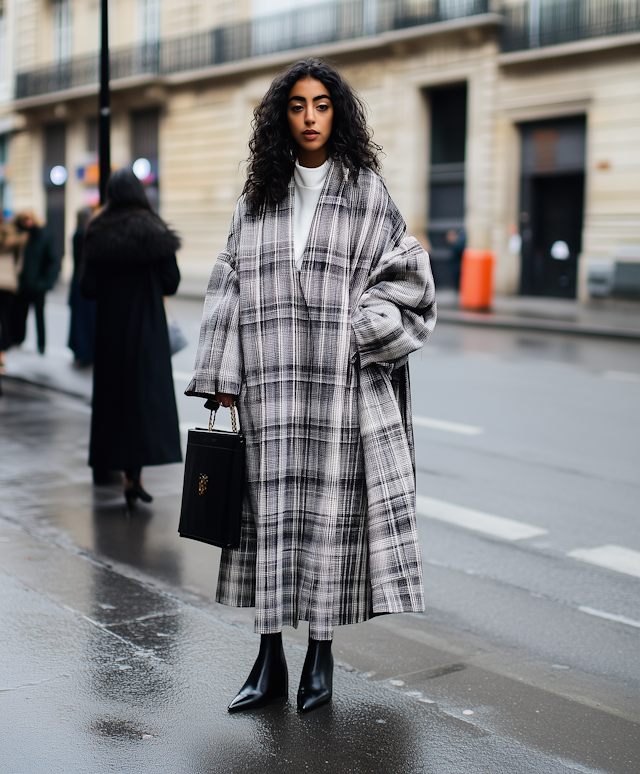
left=98, top=0, right=111, bottom=206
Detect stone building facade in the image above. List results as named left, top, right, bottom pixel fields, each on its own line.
left=2, top=0, right=639, bottom=299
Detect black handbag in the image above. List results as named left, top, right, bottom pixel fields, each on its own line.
left=178, top=399, right=245, bottom=548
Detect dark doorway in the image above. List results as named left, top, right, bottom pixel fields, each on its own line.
left=427, top=84, right=467, bottom=288
left=131, top=108, right=160, bottom=211
left=46, top=186, right=66, bottom=262
left=529, top=175, right=584, bottom=297
left=519, top=116, right=586, bottom=298
left=44, top=123, right=67, bottom=261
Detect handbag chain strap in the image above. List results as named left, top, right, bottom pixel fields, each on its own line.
left=208, top=403, right=239, bottom=434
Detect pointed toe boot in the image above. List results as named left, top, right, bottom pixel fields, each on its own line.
left=297, top=638, right=333, bottom=713
left=228, top=633, right=288, bottom=713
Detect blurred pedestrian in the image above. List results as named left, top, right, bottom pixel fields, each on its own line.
left=81, top=168, right=182, bottom=507
left=446, top=227, right=466, bottom=291
left=68, top=207, right=96, bottom=365
left=0, top=214, right=28, bottom=372
left=186, top=58, right=436, bottom=714
left=12, top=212, right=59, bottom=355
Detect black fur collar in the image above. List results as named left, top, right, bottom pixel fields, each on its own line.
left=84, top=207, right=181, bottom=264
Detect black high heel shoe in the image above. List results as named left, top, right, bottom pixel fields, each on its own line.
left=297, top=638, right=333, bottom=712
left=124, top=482, right=153, bottom=507
left=228, top=633, right=288, bottom=713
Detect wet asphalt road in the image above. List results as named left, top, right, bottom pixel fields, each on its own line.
left=1, top=294, right=639, bottom=772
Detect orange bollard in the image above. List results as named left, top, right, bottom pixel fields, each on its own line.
left=459, top=249, right=495, bottom=310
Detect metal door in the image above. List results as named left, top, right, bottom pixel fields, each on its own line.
left=519, top=116, right=586, bottom=298
left=530, top=174, right=584, bottom=297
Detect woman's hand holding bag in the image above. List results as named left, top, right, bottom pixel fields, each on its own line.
left=215, top=392, right=236, bottom=408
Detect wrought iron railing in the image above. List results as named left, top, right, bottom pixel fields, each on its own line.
left=501, top=0, right=640, bottom=52
left=16, top=0, right=490, bottom=99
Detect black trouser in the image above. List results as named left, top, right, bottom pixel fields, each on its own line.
left=0, top=290, right=15, bottom=351
left=12, top=291, right=46, bottom=353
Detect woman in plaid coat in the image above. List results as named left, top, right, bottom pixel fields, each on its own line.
left=187, top=58, right=436, bottom=713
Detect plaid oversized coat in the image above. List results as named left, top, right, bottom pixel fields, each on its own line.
left=186, top=162, right=436, bottom=640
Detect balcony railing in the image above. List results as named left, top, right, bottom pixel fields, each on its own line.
left=16, top=0, right=490, bottom=99
left=501, top=0, right=640, bottom=52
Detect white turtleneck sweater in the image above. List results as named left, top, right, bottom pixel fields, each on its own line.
left=293, top=159, right=330, bottom=270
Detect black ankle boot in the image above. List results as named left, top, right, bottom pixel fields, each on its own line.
left=124, top=482, right=153, bottom=507
left=297, top=638, right=333, bottom=712
left=228, top=633, right=288, bottom=713
left=124, top=468, right=152, bottom=507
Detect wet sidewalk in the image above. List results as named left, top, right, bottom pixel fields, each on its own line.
left=3, top=513, right=453, bottom=774
left=2, top=349, right=639, bottom=770
left=0, top=380, right=586, bottom=774
left=436, top=290, right=640, bottom=339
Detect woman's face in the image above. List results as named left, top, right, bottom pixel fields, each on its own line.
left=287, top=77, right=334, bottom=167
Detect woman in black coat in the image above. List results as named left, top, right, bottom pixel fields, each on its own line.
left=81, top=168, right=182, bottom=507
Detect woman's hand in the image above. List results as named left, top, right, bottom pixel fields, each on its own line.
left=215, top=392, right=236, bottom=408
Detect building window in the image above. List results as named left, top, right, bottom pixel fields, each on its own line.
left=139, top=0, right=160, bottom=42
left=427, top=84, right=467, bottom=288
left=53, top=0, right=72, bottom=62
left=438, top=0, right=478, bottom=21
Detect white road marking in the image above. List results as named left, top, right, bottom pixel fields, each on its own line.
left=415, top=495, right=548, bottom=541
left=578, top=606, right=640, bottom=630
left=567, top=545, right=640, bottom=579
left=413, top=415, right=484, bottom=436
left=173, top=371, right=193, bottom=381
left=603, top=370, right=640, bottom=383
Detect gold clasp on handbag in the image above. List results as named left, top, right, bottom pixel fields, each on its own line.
left=198, top=474, right=208, bottom=496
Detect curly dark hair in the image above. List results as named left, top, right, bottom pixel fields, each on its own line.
left=243, top=58, right=382, bottom=213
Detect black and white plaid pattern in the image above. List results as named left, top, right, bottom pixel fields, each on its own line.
left=186, top=163, right=436, bottom=640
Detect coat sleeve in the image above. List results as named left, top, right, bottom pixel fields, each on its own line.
left=158, top=254, right=180, bottom=296
left=351, top=233, right=436, bottom=369
left=184, top=206, right=243, bottom=399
